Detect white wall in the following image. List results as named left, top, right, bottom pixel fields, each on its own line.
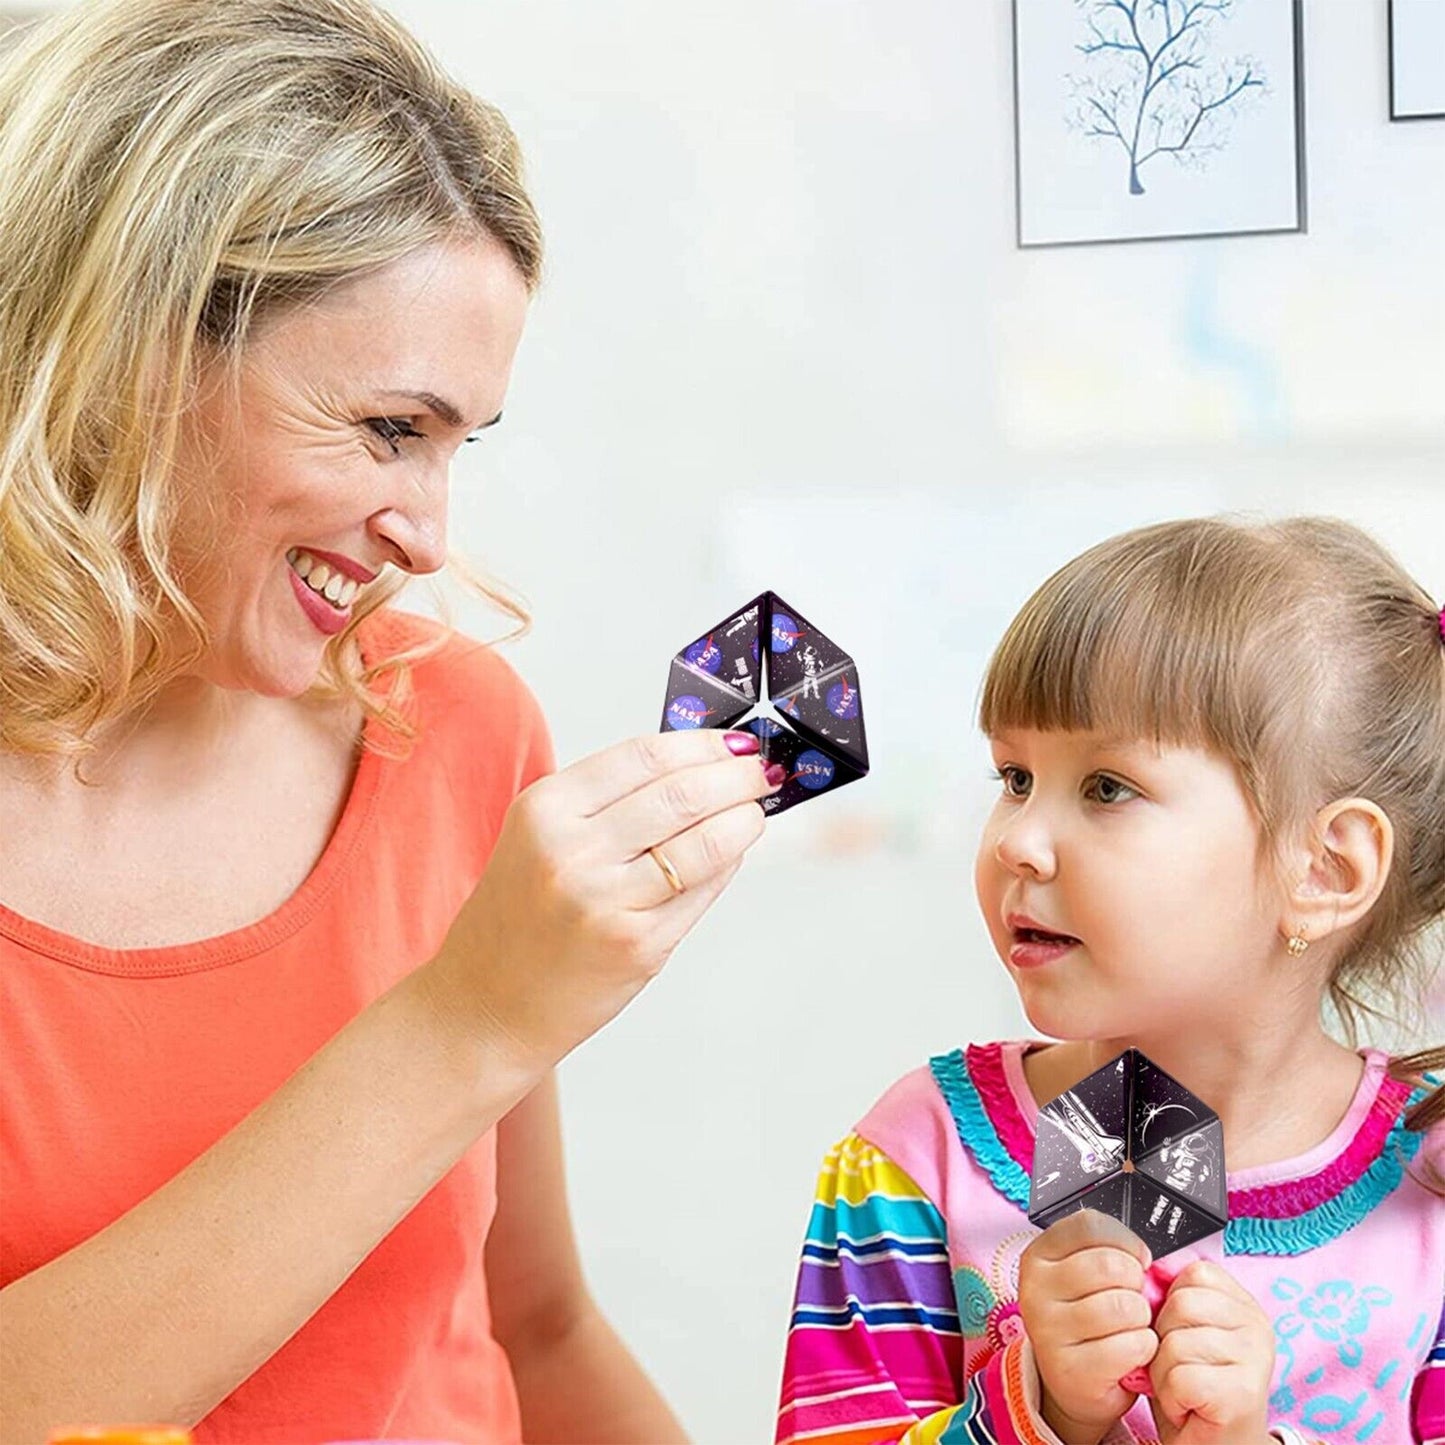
left=385, top=2, right=1445, bottom=1439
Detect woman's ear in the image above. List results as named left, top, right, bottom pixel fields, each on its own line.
left=1280, top=798, right=1394, bottom=948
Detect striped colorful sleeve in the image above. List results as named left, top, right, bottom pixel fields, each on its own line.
left=1413, top=1296, right=1445, bottom=1444
left=775, top=1133, right=974, bottom=1445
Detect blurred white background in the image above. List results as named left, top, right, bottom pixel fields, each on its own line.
left=9, top=0, right=1439, bottom=1438
left=370, top=1, right=1445, bottom=1438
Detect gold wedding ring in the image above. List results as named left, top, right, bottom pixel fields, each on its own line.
left=647, top=844, right=686, bottom=896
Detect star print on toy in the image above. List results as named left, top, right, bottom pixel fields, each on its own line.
left=1028, top=1049, right=1228, bottom=1261
left=660, top=592, right=870, bottom=816
left=1139, top=1100, right=1197, bottom=1145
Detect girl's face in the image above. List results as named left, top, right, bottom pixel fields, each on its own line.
left=168, top=236, right=530, bottom=698
left=974, top=729, right=1285, bottom=1042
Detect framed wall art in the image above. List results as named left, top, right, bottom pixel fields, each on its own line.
left=1389, top=0, right=1445, bottom=120
left=1014, top=0, right=1307, bottom=246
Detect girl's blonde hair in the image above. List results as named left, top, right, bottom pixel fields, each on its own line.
left=979, top=516, right=1445, bottom=1122
left=1390, top=1047, right=1445, bottom=1193
left=0, top=0, right=543, bottom=759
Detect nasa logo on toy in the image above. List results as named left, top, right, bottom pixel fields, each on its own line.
left=771, top=613, right=804, bottom=653
left=826, top=676, right=859, bottom=720
left=684, top=636, right=723, bottom=674
left=794, top=750, right=836, bottom=791
left=665, top=695, right=712, bottom=730
left=746, top=716, right=786, bottom=738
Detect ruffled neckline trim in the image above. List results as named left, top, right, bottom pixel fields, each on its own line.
left=930, top=1039, right=1431, bottom=1256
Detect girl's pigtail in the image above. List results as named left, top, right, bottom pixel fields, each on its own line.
left=1391, top=1046, right=1445, bottom=1195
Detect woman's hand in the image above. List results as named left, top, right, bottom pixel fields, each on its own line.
left=1018, top=1209, right=1157, bottom=1445
left=423, top=728, right=780, bottom=1079
left=1145, top=1261, right=1275, bottom=1445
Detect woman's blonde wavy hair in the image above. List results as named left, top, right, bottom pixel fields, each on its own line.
left=0, top=0, right=543, bottom=760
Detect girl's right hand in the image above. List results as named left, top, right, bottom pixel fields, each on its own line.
left=1018, top=1209, right=1158, bottom=1445
left=422, top=728, right=781, bottom=1079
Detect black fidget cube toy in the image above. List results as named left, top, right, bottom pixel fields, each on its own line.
left=660, top=591, right=869, bottom=817
left=1028, top=1049, right=1228, bottom=1260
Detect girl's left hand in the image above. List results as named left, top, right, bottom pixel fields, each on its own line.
left=1145, top=1260, right=1276, bottom=1445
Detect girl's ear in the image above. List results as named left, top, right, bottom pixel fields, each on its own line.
left=1282, top=798, right=1394, bottom=947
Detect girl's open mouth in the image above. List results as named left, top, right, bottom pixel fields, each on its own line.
left=1007, top=919, right=1081, bottom=969
left=1015, top=926, right=1079, bottom=946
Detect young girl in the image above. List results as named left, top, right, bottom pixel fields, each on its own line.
left=776, top=516, right=1444, bottom=1445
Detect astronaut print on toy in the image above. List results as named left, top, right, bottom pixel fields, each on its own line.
left=800, top=644, right=823, bottom=701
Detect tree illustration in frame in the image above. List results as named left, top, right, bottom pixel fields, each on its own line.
left=1013, top=0, right=1304, bottom=247
left=1068, top=0, right=1265, bottom=195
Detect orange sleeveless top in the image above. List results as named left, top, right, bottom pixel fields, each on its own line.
left=1, top=611, right=554, bottom=1443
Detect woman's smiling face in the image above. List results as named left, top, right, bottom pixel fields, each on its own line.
left=169, top=234, right=529, bottom=697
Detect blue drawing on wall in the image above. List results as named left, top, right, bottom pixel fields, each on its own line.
left=1067, top=0, right=1266, bottom=195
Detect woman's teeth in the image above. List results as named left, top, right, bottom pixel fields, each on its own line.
left=286, top=548, right=360, bottom=609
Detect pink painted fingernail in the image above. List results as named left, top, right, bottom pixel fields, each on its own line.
left=763, top=762, right=787, bottom=788
left=724, top=731, right=760, bottom=755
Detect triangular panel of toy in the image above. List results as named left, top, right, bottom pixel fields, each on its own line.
left=1032, top=1171, right=1130, bottom=1234
left=764, top=592, right=869, bottom=772
left=1129, top=1052, right=1217, bottom=1155
left=1124, top=1178, right=1222, bottom=1258
left=737, top=715, right=867, bottom=817
left=1134, top=1116, right=1227, bottom=1223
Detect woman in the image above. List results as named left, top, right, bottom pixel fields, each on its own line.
left=0, top=1, right=780, bottom=1439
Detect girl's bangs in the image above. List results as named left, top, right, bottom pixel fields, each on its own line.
left=978, top=561, right=1238, bottom=751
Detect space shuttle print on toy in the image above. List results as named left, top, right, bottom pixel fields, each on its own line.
left=1028, top=1048, right=1228, bottom=1261
left=660, top=592, right=869, bottom=817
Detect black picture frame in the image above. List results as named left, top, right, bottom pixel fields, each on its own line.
left=1389, top=0, right=1445, bottom=121
left=1012, top=0, right=1308, bottom=248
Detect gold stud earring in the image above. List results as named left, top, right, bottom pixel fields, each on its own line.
left=1286, top=927, right=1310, bottom=959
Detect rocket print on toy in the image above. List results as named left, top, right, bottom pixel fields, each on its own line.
left=660, top=592, right=869, bottom=816
left=1028, top=1049, right=1227, bottom=1260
